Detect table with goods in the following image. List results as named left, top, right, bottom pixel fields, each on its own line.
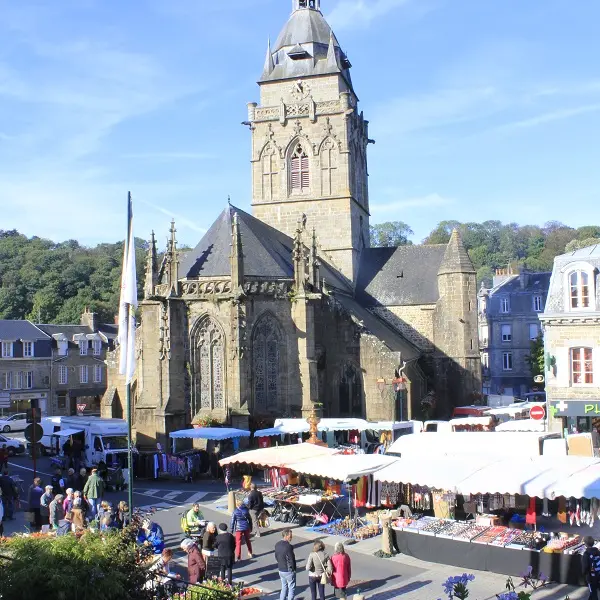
left=392, top=514, right=598, bottom=585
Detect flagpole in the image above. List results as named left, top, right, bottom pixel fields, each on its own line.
left=126, top=330, right=134, bottom=520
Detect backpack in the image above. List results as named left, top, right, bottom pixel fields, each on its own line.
left=589, top=551, right=600, bottom=577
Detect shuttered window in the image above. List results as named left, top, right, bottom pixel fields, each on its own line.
left=290, top=145, right=309, bottom=192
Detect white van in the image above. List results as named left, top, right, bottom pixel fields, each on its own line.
left=29, top=416, right=63, bottom=455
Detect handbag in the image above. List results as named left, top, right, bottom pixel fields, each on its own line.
left=316, top=552, right=331, bottom=586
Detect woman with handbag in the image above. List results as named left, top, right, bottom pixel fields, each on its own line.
left=306, top=540, right=332, bottom=600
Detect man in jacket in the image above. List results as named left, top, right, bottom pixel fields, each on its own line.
left=582, top=535, right=600, bottom=599
left=275, top=529, right=297, bottom=600
left=83, top=467, right=105, bottom=518
left=247, top=483, right=264, bottom=537
left=214, top=523, right=236, bottom=584
left=49, top=494, right=65, bottom=529
left=186, top=502, right=205, bottom=533
left=0, top=470, right=17, bottom=520
left=230, top=500, right=253, bottom=560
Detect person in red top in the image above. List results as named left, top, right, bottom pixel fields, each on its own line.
left=331, top=542, right=352, bottom=599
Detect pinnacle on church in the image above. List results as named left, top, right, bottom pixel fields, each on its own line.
left=438, top=228, right=476, bottom=275
left=262, top=38, right=274, bottom=77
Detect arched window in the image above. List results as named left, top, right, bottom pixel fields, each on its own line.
left=571, top=347, right=593, bottom=385
left=252, top=314, right=285, bottom=411
left=339, top=363, right=362, bottom=417
left=569, top=270, right=590, bottom=309
left=191, top=316, right=225, bottom=413
left=320, top=139, right=337, bottom=196
left=290, top=144, right=309, bottom=193
left=261, top=145, right=278, bottom=201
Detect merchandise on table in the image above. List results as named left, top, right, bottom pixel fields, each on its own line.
left=452, top=523, right=491, bottom=541
left=490, top=528, right=521, bottom=547
left=403, top=516, right=438, bottom=531
left=419, top=519, right=454, bottom=536
left=507, top=531, right=547, bottom=550
left=436, top=520, right=475, bottom=539
left=392, top=514, right=424, bottom=530
left=472, top=526, right=507, bottom=544
left=545, top=534, right=582, bottom=553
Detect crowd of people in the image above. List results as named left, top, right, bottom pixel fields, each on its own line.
left=25, top=465, right=128, bottom=535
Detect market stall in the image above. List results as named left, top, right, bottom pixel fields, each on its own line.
left=448, top=416, right=493, bottom=431
left=169, top=427, right=250, bottom=453
left=218, top=442, right=337, bottom=468
left=495, top=419, right=547, bottom=432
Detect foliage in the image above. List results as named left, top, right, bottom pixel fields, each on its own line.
left=174, top=577, right=242, bottom=599
left=0, top=530, right=150, bottom=600
left=525, top=335, right=545, bottom=381
left=565, top=237, right=600, bottom=252
left=497, top=569, right=548, bottom=599
left=191, top=416, right=223, bottom=427
left=369, top=221, right=414, bottom=247
left=441, top=573, right=475, bottom=599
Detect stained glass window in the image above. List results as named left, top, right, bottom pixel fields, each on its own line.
left=253, top=314, right=284, bottom=411
left=194, top=316, right=225, bottom=412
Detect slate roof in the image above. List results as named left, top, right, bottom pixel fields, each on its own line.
left=356, top=245, right=447, bottom=307
left=438, top=229, right=476, bottom=275
left=273, top=8, right=339, bottom=51
left=37, top=324, right=94, bottom=342
left=490, top=272, right=552, bottom=294
left=0, top=320, right=50, bottom=341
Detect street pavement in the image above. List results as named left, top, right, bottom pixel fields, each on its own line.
left=1, top=453, right=591, bottom=599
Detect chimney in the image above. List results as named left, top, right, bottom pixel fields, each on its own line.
left=80, top=307, right=98, bottom=332
left=518, top=266, right=529, bottom=290
left=492, top=266, right=514, bottom=288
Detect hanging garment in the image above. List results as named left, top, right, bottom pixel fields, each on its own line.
left=258, top=437, right=270, bottom=449
left=354, top=477, right=367, bottom=508
left=542, top=497, right=550, bottom=518
left=525, top=497, right=537, bottom=527
left=366, top=476, right=381, bottom=508
left=557, top=496, right=567, bottom=524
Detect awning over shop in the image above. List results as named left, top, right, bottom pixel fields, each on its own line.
left=255, top=422, right=310, bottom=437
left=219, top=442, right=337, bottom=468
left=272, top=418, right=378, bottom=433
left=169, top=427, right=250, bottom=441
left=449, top=417, right=492, bottom=427
left=495, top=419, right=546, bottom=432
left=487, top=402, right=545, bottom=417
left=52, top=428, right=83, bottom=437
left=285, top=454, right=398, bottom=482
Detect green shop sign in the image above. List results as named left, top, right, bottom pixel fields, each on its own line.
left=550, top=400, right=600, bottom=418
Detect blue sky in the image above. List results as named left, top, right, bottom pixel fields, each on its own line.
left=1, top=0, right=599, bottom=247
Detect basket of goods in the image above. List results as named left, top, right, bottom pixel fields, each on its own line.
left=354, top=523, right=381, bottom=540
left=240, top=586, right=264, bottom=598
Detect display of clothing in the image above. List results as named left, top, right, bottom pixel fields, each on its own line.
left=366, top=476, right=381, bottom=508
left=557, top=496, right=567, bottom=524
left=525, top=497, right=536, bottom=526
left=354, top=477, right=367, bottom=508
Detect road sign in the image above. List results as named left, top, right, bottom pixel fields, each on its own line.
left=0, top=392, right=9, bottom=408
left=24, top=423, right=43, bottom=443
left=76, top=403, right=86, bottom=415
left=530, top=405, right=546, bottom=421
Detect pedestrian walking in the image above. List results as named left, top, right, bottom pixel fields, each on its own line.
left=65, top=468, right=77, bottom=491
left=27, top=477, right=44, bottom=531
left=275, top=528, right=297, bottom=600
left=49, top=494, right=65, bottom=529
left=0, top=469, right=17, bottom=520
left=582, top=535, right=600, bottom=599
left=214, top=523, right=236, bottom=584
left=63, top=488, right=75, bottom=514
left=331, top=542, right=352, bottom=598
left=181, top=538, right=206, bottom=584
left=247, top=483, right=264, bottom=537
left=230, top=500, right=253, bottom=560
left=71, top=498, right=86, bottom=530
left=202, top=522, right=217, bottom=557
left=306, top=540, right=332, bottom=600
left=40, top=485, right=54, bottom=526
left=83, top=467, right=105, bottom=518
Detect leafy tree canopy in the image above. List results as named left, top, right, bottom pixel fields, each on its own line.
left=369, top=221, right=414, bottom=247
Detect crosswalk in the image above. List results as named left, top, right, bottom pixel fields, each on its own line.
left=133, top=489, right=208, bottom=510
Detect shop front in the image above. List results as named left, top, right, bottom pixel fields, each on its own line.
left=549, top=399, right=600, bottom=451
left=0, top=390, right=49, bottom=417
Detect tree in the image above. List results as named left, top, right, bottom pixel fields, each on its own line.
left=526, top=335, right=545, bottom=383
left=369, top=221, right=414, bottom=247
left=565, top=237, right=600, bottom=253
left=422, top=220, right=461, bottom=245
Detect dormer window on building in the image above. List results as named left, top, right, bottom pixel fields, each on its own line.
left=500, top=297, right=510, bottom=313
left=1, top=341, right=13, bottom=358
left=79, top=339, right=88, bottom=355
left=52, top=333, right=68, bottom=356
left=568, top=269, right=593, bottom=310
left=92, top=338, right=102, bottom=356
left=22, top=341, right=33, bottom=357
left=290, top=144, right=309, bottom=193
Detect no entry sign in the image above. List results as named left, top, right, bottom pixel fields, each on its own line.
left=530, top=405, right=546, bottom=421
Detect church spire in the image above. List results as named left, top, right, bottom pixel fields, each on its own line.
left=293, top=215, right=307, bottom=292
left=262, top=38, right=274, bottom=78
left=165, top=220, right=180, bottom=296
left=230, top=212, right=244, bottom=292
left=438, top=229, right=476, bottom=275
left=326, top=29, right=339, bottom=70
left=144, top=230, right=158, bottom=299
left=293, top=0, right=321, bottom=11
left=308, top=228, right=320, bottom=290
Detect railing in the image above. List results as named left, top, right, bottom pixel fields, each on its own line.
left=144, top=572, right=240, bottom=600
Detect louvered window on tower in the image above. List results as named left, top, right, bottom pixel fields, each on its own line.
left=290, top=145, right=309, bottom=192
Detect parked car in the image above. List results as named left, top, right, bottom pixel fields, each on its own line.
left=0, top=413, right=28, bottom=433
left=0, top=433, right=26, bottom=456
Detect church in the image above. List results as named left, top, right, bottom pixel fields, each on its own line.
left=103, top=0, right=481, bottom=447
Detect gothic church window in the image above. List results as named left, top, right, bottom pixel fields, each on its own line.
left=290, top=144, right=309, bottom=193
left=320, top=139, right=337, bottom=196
left=339, top=363, right=362, bottom=417
left=192, top=316, right=225, bottom=412
left=252, top=314, right=285, bottom=411
left=261, top=145, right=278, bottom=201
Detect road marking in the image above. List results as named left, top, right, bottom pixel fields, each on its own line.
left=187, top=492, right=207, bottom=504
left=7, top=462, right=53, bottom=477
left=163, top=491, right=182, bottom=500
left=135, top=502, right=174, bottom=511
left=139, top=489, right=161, bottom=496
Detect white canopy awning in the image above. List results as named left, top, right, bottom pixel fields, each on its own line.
left=219, top=442, right=337, bottom=468
left=551, top=463, right=600, bottom=499
left=285, top=454, right=398, bottom=482
left=169, top=427, right=250, bottom=441
left=449, top=416, right=492, bottom=427
left=487, top=401, right=545, bottom=417
left=495, top=419, right=546, bottom=432
left=52, top=428, right=83, bottom=437
left=273, top=418, right=374, bottom=433
left=255, top=423, right=310, bottom=437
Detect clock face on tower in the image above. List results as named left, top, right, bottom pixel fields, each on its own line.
left=291, top=79, right=310, bottom=101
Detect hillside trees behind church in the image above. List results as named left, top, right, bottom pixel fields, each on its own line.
left=1, top=220, right=598, bottom=323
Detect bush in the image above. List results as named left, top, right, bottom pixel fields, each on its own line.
left=0, top=531, right=150, bottom=600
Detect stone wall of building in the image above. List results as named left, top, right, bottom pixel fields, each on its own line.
left=372, top=305, right=436, bottom=352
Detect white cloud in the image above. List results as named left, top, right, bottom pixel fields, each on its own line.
left=327, top=0, right=413, bottom=30
left=371, top=193, right=452, bottom=214
left=122, top=152, right=216, bottom=161
left=494, top=103, right=600, bottom=133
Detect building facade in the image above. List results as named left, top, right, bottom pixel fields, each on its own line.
left=0, top=310, right=115, bottom=417
left=478, top=268, right=551, bottom=397
left=541, top=244, right=600, bottom=434
left=103, top=0, right=481, bottom=447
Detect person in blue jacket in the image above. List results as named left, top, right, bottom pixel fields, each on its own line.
left=230, top=500, right=253, bottom=561
left=137, top=518, right=165, bottom=554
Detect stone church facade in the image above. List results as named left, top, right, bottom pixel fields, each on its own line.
left=103, top=0, right=481, bottom=447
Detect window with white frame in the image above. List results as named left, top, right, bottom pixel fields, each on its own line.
left=93, top=364, right=102, bottom=383
left=479, top=325, right=489, bottom=346
left=14, top=371, right=23, bottom=389
left=92, top=339, right=102, bottom=356
left=569, top=270, right=591, bottom=309
left=25, top=371, right=32, bottom=389
left=79, top=340, right=88, bottom=355
left=22, top=341, right=33, bottom=357
left=80, top=365, right=88, bottom=384
left=58, top=366, right=68, bottom=385
left=500, top=298, right=510, bottom=313
left=571, top=347, right=593, bottom=385
left=533, top=295, right=543, bottom=312
left=502, top=352, right=513, bottom=371
left=482, top=352, right=489, bottom=368
left=57, top=340, right=68, bottom=356
left=501, top=324, right=512, bottom=342
left=3, top=372, right=12, bottom=389
left=529, top=323, right=539, bottom=340
left=1, top=342, right=13, bottom=358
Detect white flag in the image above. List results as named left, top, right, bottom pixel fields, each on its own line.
left=118, top=193, right=138, bottom=384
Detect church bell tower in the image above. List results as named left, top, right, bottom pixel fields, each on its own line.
left=247, top=0, right=371, bottom=283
